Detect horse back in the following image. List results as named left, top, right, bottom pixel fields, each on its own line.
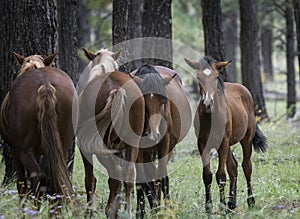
left=0, top=67, right=76, bottom=150
left=154, top=66, right=191, bottom=145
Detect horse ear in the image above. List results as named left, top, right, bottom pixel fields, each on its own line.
left=112, top=50, right=122, bottom=61
left=163, top=73, right=177, bottom=86
left=12, top=52, right=25, bottom=65
left=215, top=60, right=232, bottom=72
left=82, top=47, right=96, bottom=60
left=184, top=58, right=201, bottom=70
left=43, top=52, right=57, bottom=66
left=129, top=73, right=143, bottom=86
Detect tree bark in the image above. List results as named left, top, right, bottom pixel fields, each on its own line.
left=293, top=0, right=300, bottom=81
left=239, top=0, right=268, bottom=120
left=201, top=0, right=227, bottom=79
left=0, top=0, right=57, bottom=185
left=259, top=1, right=274, bottom=82
left=56, top=0, right=78, bottom=174
left=142, top=0, right=173, bottom=69
left=223, top=10, right=238, bottom=82
left=261, top=25, right=274, bottom=81
left=286, top=0, right=296, bottom=118
left=112, top=0, right=142, bottom=73
left=56, top=0, right=79, bottom=83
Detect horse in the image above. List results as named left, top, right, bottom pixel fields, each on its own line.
left=77, top=48, right=145, bottom=217
left=185, top=56, right=267, bottom=213
left=0, top=52, right=77, bottom=205
left=76, top=48, right=121, bottom=94
left=130, top=65, right=192, bottom=218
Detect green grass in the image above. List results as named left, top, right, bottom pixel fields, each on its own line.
left=0, top=98, right=300, bottom=218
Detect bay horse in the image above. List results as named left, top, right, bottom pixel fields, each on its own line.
left=185, top=56, right=267, bottom=213
left=77, top=48, right=144, bottom=217
left=130, top=65, right=192, bottom=218
left=0, top=53, right=77, bottom=202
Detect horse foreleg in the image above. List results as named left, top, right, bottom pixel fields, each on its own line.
left=240, top=138, right=255, bottom=208
left=199, top=140, right=213, bottom=213
left=157, top=134, right=170, bottom=208
left=216, top=138, right=229, bottom=211
left=226, top=149, right=238, bottom=210
left=142, top=151, right=157, bottom=210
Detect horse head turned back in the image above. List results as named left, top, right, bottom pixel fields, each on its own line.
left=13, top=52, right=57, bottom=76
left=76, top=48, right=122, bottom=94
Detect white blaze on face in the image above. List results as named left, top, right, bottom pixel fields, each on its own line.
left=203, top=68, right=212, bottom=76
left=203, top=92, right=210, bottom=105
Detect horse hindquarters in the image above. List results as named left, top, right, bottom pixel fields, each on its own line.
left=36, top=84, right=73, bottom=197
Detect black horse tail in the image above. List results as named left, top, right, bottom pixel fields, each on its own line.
left=37, top=84, right=73, bottom=197
left=253, top=124, right=267, bottom=153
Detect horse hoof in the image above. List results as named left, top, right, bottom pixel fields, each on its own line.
left=228, top=200, right=237, bottom=210
left=247, top=196, right=255, bottom=208
left=205, top=202, right=213, bottom=214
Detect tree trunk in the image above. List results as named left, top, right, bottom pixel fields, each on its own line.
left=261, top=25, right=274, bottom=81
left=142, top=0, right=173, bottom=69
left=223, top=10, right=238, bottom=82
left=57, top=0, right=79, bottom=83
left=112, top=0, right=142, bottom=73
left=259, top=1, right=274, bottom=82
left=286, top=0, right=296, bottom=118
left=239, top=0, right=268, bottom=120
left=0, top=0, right=57, bottom=185
left=56, top=0, right=78, bottom=175
left=77, top=1, right=91, bottom=72
left=201, top=0, right=227, bottom=79
left=293, top=0, right=300, bottom=81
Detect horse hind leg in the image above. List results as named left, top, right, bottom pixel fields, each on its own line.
left=80, top=150, right=97, bottom=217
left=17, top=152, right=46, bottom=206
left=14, top=157, right=27, bottom=199
left=226, top=149, right=238, bottom=210
left=240, top=138, right=255, bottom=208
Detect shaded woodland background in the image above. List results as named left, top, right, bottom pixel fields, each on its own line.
left=0, top=0, right=299, bottom=184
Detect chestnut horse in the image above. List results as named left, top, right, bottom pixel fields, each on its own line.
left=76, top=48, right=121, bottom=94
left=185, top=56, right=267, bottom=213
left=77, top=48, right=144, bottom=216
left=130, top=65, right=192, bottom=218
left=0, top=53, right=77, bottom=201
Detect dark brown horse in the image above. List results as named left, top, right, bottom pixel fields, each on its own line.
left=185, top=56, right=267, bottom=213
left=0, top=53, right=77, bottom=201
left=77, top=48, right=144, bottom=217
left=130, top=65, right=192, bottom=218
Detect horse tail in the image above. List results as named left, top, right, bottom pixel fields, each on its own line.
left=95, top=88, right=127, bottom=150
left=253, top=124, right=268, bottom=153
left=36, top=84, right=73, bottom=197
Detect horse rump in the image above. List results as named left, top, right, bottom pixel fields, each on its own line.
left=36, top=84, right=73, bottom=197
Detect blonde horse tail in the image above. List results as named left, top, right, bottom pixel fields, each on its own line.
left=36, top=84, right=73, bottom=197
left=95, top=88, right=127, bottom=149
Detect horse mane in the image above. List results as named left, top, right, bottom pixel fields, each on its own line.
left=136, top=64, right=167, bottom=99
left=77, top=49, right=119, bottom=94
left=18, top=55, right=45, bottom=76
left=90, top=49, right=119, bottom=77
